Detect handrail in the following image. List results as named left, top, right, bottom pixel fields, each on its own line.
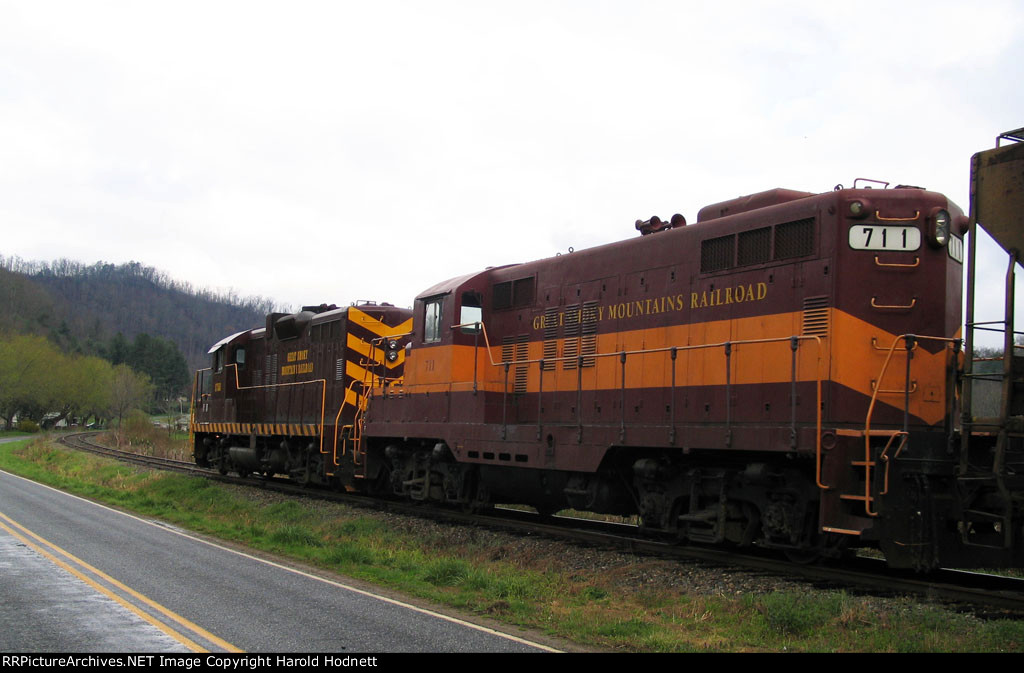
left=874, top=255, right=920, bottom=269
left=871, top=337, right=917, bottom=352
left=470, top=320, right=824, bottom=376
left=871, top=297, right=917, bottom=310
left=870, top=380, right=918, bottom=395
left=878, top=431, right=909, bottom=496
left=331, top=378, right=364, bottom=463
left=433, top=322, right=824, bottom=482
left=188, top=370, right=201, bottom=449
left=875, top=210, right=920, bottom=222
left=215, top=363, right=328, bottom=455
left=349, top=333, right=415, bottom=469
left=862, top=334, right=961, bottom=516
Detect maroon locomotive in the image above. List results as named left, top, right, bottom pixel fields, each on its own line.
left=359, top=181, right=981, bottom=570
left=190, top=302, right=411, bottom=488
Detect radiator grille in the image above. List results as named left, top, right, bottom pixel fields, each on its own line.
left=265, top=355, right=278, bottom=385
left=701, top=234, right=734, bottom=273
left=738, top=227, right=770, bottom=266
left=775, top=217, right=815, bottom=260
left=501, top=335, right=529, bottom=393
left=802, top=296, right=830, bottom=336
left=580, top=301, right=598, bottom=368
left=701, top=217, right=816, bottom=274
left=541, top=307, right=558, bottom=371
left=562, top=304, right=580, bottom=370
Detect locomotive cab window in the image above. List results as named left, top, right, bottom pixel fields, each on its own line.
left=459, top=291, right=483, bottom=334
left=424, top=296, right=444, bottom=343
left=233, top=346, right=246, bottom=369
left=212, top=346, right=224, bottom=373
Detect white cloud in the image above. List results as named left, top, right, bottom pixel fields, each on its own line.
left=0, top=1, right=1021, bottom=344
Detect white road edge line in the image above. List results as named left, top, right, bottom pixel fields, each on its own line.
left=0, top=468, right=563, bottom=653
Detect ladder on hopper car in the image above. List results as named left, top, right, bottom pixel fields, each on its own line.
left=958, top=128, right=1024, bottom=552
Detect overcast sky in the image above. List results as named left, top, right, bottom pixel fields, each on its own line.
left=1, top=1, right=1021, bottom=344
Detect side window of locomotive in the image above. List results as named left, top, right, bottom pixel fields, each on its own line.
left=460, top=291, right=483, bottom=334
left=424, top=297, right=444, bottom=343
left=213, top=346, right=224, bottom=373
left=233, top=346, right=246, bottom=369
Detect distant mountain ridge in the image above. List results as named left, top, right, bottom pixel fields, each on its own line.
left=0, top=256, right=283, bottom=375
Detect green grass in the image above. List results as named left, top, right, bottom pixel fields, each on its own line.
left=2, top=435, right=1024, bottom=652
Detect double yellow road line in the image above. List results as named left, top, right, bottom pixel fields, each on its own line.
left=0, top=511, right=241, bottom=653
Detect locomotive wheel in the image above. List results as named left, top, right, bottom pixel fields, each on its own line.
left=457, top=470, right=492, bottom=514
left=296, top=458, right=312, bottom=487
left=357, top=462, right=392, bottom=497
left=783, top=547, right=821, bottom=565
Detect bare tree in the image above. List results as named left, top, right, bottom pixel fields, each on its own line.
left=108, top=364, right=153, bottom=446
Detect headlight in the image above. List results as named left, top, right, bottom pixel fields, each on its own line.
left=928, top=207, right=950, bottom=247
left=846, top=198, right=872, bottom=219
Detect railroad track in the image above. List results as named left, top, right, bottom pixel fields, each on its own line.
left=54, top=430, right=1024, bottom=615
left=57, top=431, right=209, bottom=477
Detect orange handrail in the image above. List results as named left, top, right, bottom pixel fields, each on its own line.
left=439, top=322, right=825, bottom=484
left=863, top=334, right=960, bottom=516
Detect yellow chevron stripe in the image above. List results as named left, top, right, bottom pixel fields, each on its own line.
left=348, top=332, right=406, bottom=370
left=191, top=422, right=322, bottom=436
left=348, top=307, right=413, bottom=338
left=345, top=386, right=359, bottom=407
left=345, top=333, right=404, bottom=371
left=346, top=357, right=378, bottom=386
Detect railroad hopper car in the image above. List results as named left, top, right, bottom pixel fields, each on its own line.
left=190, top=303, right=412, bottom=488
left=361, top=183, right=986, bottom=570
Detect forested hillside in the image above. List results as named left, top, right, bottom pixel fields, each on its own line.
left=0, top=256, right=283, bottom=376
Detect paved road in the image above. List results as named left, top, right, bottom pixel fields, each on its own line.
left=0, top=463, right=559, bottom=653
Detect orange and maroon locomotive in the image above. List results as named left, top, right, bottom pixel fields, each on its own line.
left=360, top=181, right=970, bottom=569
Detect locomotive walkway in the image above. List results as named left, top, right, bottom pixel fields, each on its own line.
left=0, top=462, right=560, bottom=653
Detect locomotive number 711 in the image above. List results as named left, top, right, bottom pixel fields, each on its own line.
left=848, top=225, right=921, bottom=251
